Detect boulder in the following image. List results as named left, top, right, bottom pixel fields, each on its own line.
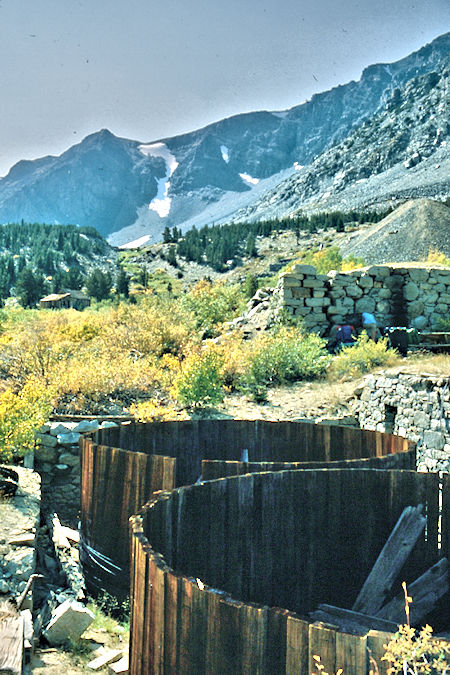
left=58, top=453, right=80, bottom=468
left=355, top=297, right=376, bottom=313
left=35, top=433, right=58, bottom=448
left=57, top=432, right=81, bottom=446
left=43, top=600, right=94, bottom=645
left=49, top=423, right=77, bottom=436
left=404, top=282, right=419, bottom=301
left=423, top=431, right=445, bottom=451
left=73, top=420, right=100, bottom=433
left=291, top=264, right=316, bottom=275
left=35, top=444, right=58, bottom=463
left=408, top=300, right=425, bottom=319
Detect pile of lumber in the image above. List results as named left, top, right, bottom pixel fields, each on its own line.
left=310, top=505, right=448, bottom=633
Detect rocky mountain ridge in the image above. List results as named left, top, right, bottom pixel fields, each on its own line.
left=0, top=33, right=447, bottom=245
left=234, top=66, right=450, bottom=221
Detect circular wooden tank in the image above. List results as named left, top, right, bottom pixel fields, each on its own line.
left=129, top=467, right=447, bottom=675
left=80, top=420, right=415, bottom=597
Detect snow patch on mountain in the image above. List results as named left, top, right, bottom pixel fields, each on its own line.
left=220, top=145, right=230, bottom=163
left=138, top=142, right=179, bottom=217
left=272, top=111, right=289, bottom=119
left=240, top=172, right=259, bottom=185
left=119, top=234, right=151, bottom=249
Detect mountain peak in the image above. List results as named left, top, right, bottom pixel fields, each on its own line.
left=0, top=33, right=448, bottom=243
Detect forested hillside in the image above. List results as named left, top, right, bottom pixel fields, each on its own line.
left=0, top=222, right=112, bottom=303
left=171, top=208, right=391, bottom=271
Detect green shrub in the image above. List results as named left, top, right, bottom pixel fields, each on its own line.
left=436, top=316, right=450, bottom=330
left=239, top=327, right=331, bottom=400
left=283, top=246, right=365, bottom=275
left=180, top=280, right=246, bottom=338
left=173, top=348, right=224, bottom=408
left=329, top=332, right=398, bottom=379
left=243, top=274, right=259, bottom=298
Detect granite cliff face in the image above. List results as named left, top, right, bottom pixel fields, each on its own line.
left=235, top=65, right=450, bottom=221
left=0, top=33, right=448, bottom=244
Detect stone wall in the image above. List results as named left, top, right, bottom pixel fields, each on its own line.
left=274, top=264, right=450, bottom=334
left=34, top=419, right=119, bottom=526
left=357, top=372, right=450, bottom=473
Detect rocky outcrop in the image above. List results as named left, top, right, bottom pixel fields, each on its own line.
left=236, top=64, right=450, bottom=222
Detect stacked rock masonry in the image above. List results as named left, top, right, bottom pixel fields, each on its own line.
left=357, top=372, right=450, bottom=473
left=34, top=419, right=118, bottom=526
left=273, top=264, right=450, bottom=334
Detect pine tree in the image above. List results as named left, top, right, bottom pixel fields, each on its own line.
left=85, top=269, right=112, bottom=301
left=245, top=233, right=257, bottom=258
left=162, top=226, right=172, bottom=243
left=65, top=267, right=84, bottom=290
left=116, top=268, right=130, bottom=297
left=167, top=246, right=177, bottom=267
left=16, top=267, right=47, bottom=307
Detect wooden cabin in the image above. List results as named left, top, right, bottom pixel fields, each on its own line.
left=39, top=289, right=90, bottom=310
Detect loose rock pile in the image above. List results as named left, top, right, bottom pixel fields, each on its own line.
left=0, top=467, right=40, bottom=602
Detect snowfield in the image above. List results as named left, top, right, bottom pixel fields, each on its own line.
left=138, top=143, right=179, bottom=218
left=220, top=145, right=230, bottom=163
left=239, top=172, right=259, bottom=185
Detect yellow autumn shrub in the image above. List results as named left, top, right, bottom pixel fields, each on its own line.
left=0, top=377, right=54, bottom=462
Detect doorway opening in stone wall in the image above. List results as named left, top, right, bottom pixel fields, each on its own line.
left=384, top=404, right=398, bottom=433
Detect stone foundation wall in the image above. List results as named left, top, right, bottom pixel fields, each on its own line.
left=34, top=419, right=119, bottom=526
left=274, top=264, right=450, bottom=334
left=357, top=372, right=450, bottom=473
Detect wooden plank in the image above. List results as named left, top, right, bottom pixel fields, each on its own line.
left=310, top=605, right=398, bottom=634
left=213, top=598, right=241, bottom=675
left=239, top=603, right=266, bottom=674
left=376, top=558, right=448, bottom=624
left=204, top=590, right=223, bottom=675
left=366, top=630, right=394, bottom=675
left=0, top=614, right=24, bottom=675
left=353, top=504, right=426, bottom=615
left=163, top=570, right=180, bottom=674
left=335, top=631, right=367, bottom=674
left=308, top=622, right=336, bottom=675
left=285, top=615, right=309, bottom=675
left=265, top=608, right=288, bottom=674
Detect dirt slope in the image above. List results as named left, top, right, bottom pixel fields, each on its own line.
left=339, top=199, right=450, bottom=264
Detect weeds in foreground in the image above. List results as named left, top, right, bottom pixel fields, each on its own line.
left=426, top=247, right=450, bottom=267
left=383, top=624, right=449, bottom=674
left=93, top=590, right=130, bottom=626
left=173, top=347, right=225, bottom=408
left=312, top=654, right=343, bottom=674
left=382, top=583, right=449, bottom=674
left=311, top=584, right=449, bottom=675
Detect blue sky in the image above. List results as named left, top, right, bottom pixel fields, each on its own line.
left=0, top=0, right=448, bottom=176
